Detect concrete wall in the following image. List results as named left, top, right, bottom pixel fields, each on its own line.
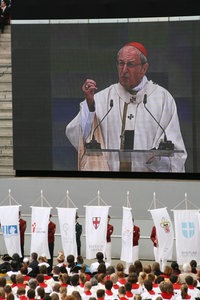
left=0, top=177, right=200, bottom=261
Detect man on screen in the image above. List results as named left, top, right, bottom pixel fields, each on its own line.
left=66, top=41, right=187, bottom=172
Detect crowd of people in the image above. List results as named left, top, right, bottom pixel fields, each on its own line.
left=0, top=250, right=200, bottom=300
left=1, top=214, right=199, bottom=300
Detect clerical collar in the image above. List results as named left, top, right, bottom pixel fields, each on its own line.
left=130, top=75, right=148, bottom=92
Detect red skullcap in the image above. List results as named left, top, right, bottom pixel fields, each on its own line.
left=125, top=41, right=147, bottom=57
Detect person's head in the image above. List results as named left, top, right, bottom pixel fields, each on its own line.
left=155, top=275, right=164, bottom=284
left=116, top=262, right=124, bottom=272
left=84, top=281, right=92, bottom=291
left=72, top=291, right=82, bottom=300
left=7, top=294, right=15, bottom=300
left=52, top=266, right=61, bottom=275
left=163, top=265, right=173, bottom=277
left=36, top=274, right=44, bottom=284
left=171, top=261, right=180, bottom=273
left=59, top=273, right=68, bottom=284
left=134, top=260, right=143, bottom=275
left=52, top=283, right=61, bottom=293
left=51, top=293, right=59, bottom=300
left=17, top=287, right=26, bottom=296
left=70, top=274, right=79, bottom=287
left=134, top=295, right=142, bottom=300
left=105, top=280, right=113, bottom=291
left=28, top=278, right=38, bottom=290
left=96, top=289, right=105, bottom=299
left=180, top=283, right=188, bottom=298
left=20, top=266, right=28, bottom=275
left=57, top=251, right=65, bottom=263
left=10, top=274, right=17, bottom=284
left=37, top=287, right=45, bottom=299
left=4, top=284, right=12, bottom=295
left=118, top=286, right=126, bottom=298
left=190, top=259, right=197, bottom=273
left=0, top=287, right=5, bottom=299
left=143, top=264, right=152, bottom=274
left=97, top=273, right=106, bottom=284
left=185, top=275, right=194, bottom=286
left=96, top=252, right=104, bottom=261
left=124, top=281, right=132, bottom=292
left=67, top=254, right=75, bottom=265
left=167, top=282, right=174, bottom=294
left=106, top=265, right=115, bottom=275
left=152, top=262, right=161, bottom=272
left=27, top=288, right=36, bottom=299
left=0, top=277, right=6, bottom=287
left=169, top=274, right=179, bottom=284
left=12, top=253, right=21, bottom=262
left=39, top=264, right=48, bottom=274
left=138, top=271, right=147, bottom=285
left=127, top=272, right=138, bottom=284
left=60, top=286, right=67, bottom=300
left=182, top=263, right=191, bottom=273
left=128, top=264, right=136, bottom=274
left=143, top=279, right=153, bottom=291
left=110, top=273, right=118, bottom=284
left=16, top=274, right=24, bottom=284
left=97, top=262, right=106, bottom=274
left=147, top=273, right=155, bottom=283
left=31, top=252, right=38, bottom=261
left=117, top=42, right=148, bottom=91
left=159, top=281, right=168, bottom=293
left=76, top=255, right=84, bottom=264
left=1, top=0, right=7, bottom=7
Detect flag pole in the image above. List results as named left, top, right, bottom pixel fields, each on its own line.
left=41, top=190, right=43, bottom=207
left=66, top=190, right=70, bottom=208
left=153, top=192, right=156, bottom=209
left=126, top=191, right=131, bottom=208
left=185, top=193, right=188, bottom=210
left=97, top=190, right=100, bottom=206
left=8, top=189, right=12, bottom=205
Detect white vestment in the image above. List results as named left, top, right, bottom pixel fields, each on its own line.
left=66, top=80, right=187, bottom=172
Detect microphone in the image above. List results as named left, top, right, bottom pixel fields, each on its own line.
left=143, top=94, right=174, bottom=150
left=85, top=99, right=114, bottom=150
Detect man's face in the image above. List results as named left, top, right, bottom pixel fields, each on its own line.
left=117, top=46, right=148, bottom=90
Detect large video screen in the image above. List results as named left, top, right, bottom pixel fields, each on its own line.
left=12, top=16, right=200, bottom=178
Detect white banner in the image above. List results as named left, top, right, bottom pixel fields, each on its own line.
left=120, top=207, right=133, bottom=263
left=0, top=205, right=21, bottom=257
left=30, top=206, right=51, bottom=258
left=150, top=207, right=174, bottom=261
left=85, top=206, right=110, bottom=259
left=57, top=207, right=77, bottom=258
left=173, top=210, right=200, bottom=265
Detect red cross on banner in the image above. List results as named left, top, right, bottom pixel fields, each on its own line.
left=92, top=217, right=101, bottom=229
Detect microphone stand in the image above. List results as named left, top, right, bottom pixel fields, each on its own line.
left=143, top=94, right=174, bottom=151
left=85, top=99, right=113, bottom=150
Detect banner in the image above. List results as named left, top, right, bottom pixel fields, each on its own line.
left=57, top=207, right=77, bottom=258
left=150, top=207, right=174, bottom=261
left=0, top=205, right=21, bottom=257
left=30, top=206, right=51, bottom=258
left=85, top=206, right=110, bottom=259
left=173, top=209, right=200, bottom=264
left=120, top=206, right=133, bottom=263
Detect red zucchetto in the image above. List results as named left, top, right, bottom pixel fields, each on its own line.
left=125, top=41, right=147, bottom=57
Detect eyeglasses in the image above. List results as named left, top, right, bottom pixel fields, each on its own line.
left=117, top=60, right=143, bottom=68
